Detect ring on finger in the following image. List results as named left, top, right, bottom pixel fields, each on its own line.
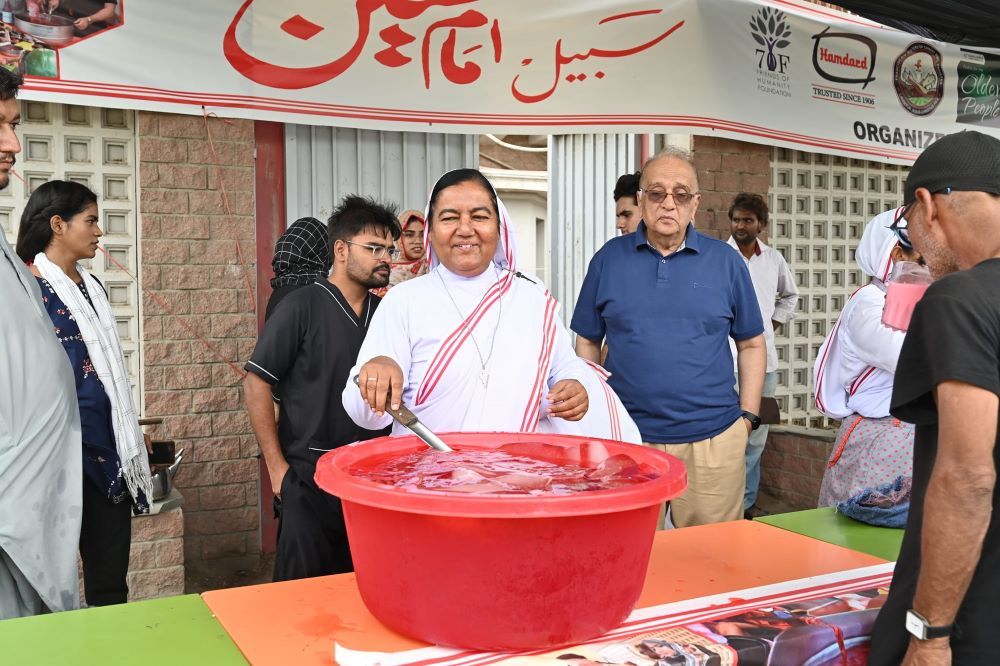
left=367, top=377, right=378, bottom=383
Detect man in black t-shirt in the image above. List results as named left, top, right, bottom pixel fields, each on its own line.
left=243, top=196, right=399, bottom=581
left=869, top=131, right=1000, bottom=665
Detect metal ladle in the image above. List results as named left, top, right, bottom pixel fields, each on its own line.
left=353, top=375, right=452, bottom=452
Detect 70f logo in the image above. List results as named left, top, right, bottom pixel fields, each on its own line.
left=756, top=49, right=790, bottom=74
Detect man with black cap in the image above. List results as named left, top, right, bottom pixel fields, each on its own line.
left=869, top=130, right=1000, bottom=665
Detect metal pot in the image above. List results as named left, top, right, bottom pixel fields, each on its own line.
left=150, top=448, right=184, bottom=501
left=13, top=13, right=76, bottom=48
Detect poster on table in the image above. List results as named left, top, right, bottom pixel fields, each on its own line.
left=335, top=563, right=895, bottom=666
left=9, top=0, right=1000, bottom=163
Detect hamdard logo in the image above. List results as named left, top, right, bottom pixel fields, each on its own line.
left=811, top=27, right=877, bottom=108
left=750, top=7, right=791, bottom=97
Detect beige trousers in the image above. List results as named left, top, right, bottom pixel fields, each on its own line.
left=648, top=418, right=748, bottom=528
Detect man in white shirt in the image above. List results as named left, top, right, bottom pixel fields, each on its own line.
left=727, top=193, right=799, bottom=518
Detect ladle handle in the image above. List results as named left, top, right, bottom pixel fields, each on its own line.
left=352, top=375, right=452, bottom=451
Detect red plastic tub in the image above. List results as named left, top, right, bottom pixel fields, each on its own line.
left=315, top=432, right=686, bottom=651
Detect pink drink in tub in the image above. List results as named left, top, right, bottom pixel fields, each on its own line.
left=882, top=261, right=933, bottom=332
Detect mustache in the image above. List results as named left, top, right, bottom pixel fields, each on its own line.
left=373, top=262, right=390, bottom=272
left=0, top=153, right=15, bottom=165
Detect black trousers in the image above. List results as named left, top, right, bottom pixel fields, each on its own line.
left=79, top=477, right=132, bottom=606
left=273, top=465, right=353, bottom=582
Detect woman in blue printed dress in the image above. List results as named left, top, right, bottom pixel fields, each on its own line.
left=16, top=180, right=151, bottom=607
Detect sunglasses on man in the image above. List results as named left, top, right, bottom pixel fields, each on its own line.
left=640, top=189, right=699, bottom=206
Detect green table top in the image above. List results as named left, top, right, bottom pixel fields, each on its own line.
left=0, top=594, right=247, bottom=665
left=757, top=507, right=904, bottom=561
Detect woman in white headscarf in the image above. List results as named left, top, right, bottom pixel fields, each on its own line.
left=813, top=209, right=922, bottom=506
left=343, top=168, right=640, bottom=442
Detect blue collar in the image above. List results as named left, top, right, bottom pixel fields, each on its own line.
left=634, top=221, right=700, bottom=254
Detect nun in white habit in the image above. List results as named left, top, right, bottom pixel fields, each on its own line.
left=343, top=168, right=640, bottom=443
left=0, top=231, right=82, bottom=619
left=813, top=209, right=922, bottom=506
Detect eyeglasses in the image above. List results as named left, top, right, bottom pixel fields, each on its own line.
left=890, top=206, right=913, bottom=249
left=891, top=187, right=953, bottom=250
left=345, top=240, right=398, bottom=260
left=641, top=189, right=699, bottom=206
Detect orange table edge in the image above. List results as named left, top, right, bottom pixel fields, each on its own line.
left=202, top=520, right=887, bottom=666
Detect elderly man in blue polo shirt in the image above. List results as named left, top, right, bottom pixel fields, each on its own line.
left=572, top=147, right=767, bottom=528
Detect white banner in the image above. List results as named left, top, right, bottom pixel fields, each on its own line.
left=10, top=0, right=1000, bottom=163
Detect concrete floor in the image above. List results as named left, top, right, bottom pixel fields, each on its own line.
left=186, top=553, right=276, bottom=594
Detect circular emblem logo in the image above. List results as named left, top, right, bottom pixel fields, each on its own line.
left=894, top=42, right=944, bottom=116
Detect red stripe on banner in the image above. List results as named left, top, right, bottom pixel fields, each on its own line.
left=810, top=95, right=877, bottom=110
left=520, top=297, right=557, bottom=431
left=770, top=0, right=886, bottom=29
left=20, top=79, right=921, bottom=162
left=415, top=273, right=513, bottom=406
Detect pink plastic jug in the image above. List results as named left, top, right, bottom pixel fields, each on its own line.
left=882, top=261, right=933, bottom=332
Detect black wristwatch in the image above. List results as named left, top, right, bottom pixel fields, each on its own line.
left=741, top=410, right=761, bottom=431
left=905, top=609, right=952, bottom=640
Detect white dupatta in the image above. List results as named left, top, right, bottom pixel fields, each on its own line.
left=34, top=252, right=152, bottom=505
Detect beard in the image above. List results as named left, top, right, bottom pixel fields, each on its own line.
left=347, top=255, right=391, bottom=288
left=915, top=235, right=960, bottom=278
left=0, top=153, right=14, bottom=190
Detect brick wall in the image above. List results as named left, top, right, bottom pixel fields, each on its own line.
left=139, top=112, right=261, bottom=579
left=759, top=427, right=835, bottom=510
left=128, top=508, right=185, bottom=600
left=691, top=136, right=771, bottom=240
